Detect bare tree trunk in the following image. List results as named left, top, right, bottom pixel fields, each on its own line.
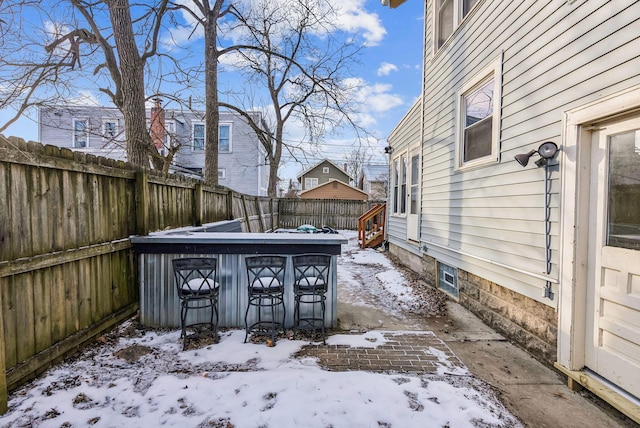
left=203, top=12, right=219, bottom=186
left=107, top=0, right=153, bottom=166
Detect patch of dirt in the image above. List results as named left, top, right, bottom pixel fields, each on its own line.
left=385, top=251, right=449, bottom=317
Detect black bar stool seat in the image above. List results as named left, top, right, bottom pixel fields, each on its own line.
left=292, top=254, right=331, bottom=344
left=172, top=257, right=219, bottom=350
left=244, top=255, right=287, bottom=344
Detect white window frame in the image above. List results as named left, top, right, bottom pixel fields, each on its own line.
left=192, top=121, right=205, bottom=151
left=322, top=166, right=330, bottom=174
left=73, top=118, right=89, bottom=148
left=218, top=168, right=226, bottom=180
left=305, top=177, right=318, bottom=189
left=102, top=119, right=118, bottom=139
left=433, top=0, right=481, bottom=53
left=454, top=55, right=502, bottom=171
left=391, top=151, right=408, bottom=216
left=219, top=123, right=232, bottom=153
left=164, top=120, right=176, bottom=147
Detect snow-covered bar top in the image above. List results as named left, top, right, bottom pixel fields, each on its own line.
left=131, top=228, right=347, bottom=330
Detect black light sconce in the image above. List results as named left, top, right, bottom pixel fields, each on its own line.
left=384, top=146, right=393, bottom=154
left=514, top=141, right=559, bottom=167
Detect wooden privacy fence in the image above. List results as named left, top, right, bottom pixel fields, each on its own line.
left=0, top=135, right=382, bottom=412
left=0, top=136, right=281, bottom=412
left=278, top=198, right=385, bottom=230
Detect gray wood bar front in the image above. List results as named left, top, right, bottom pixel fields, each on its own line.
left=131, top=231, right=347, bottom=330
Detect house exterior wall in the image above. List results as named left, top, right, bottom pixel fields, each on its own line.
left=387, top=0, right=640, bottom=365
left=39, top=106, right=268, bottom=196
left=299, top=160, right=351, bottom=190
left=387, top=97, right=422, bottom=256
left=300, top=181, right=368, bottom=200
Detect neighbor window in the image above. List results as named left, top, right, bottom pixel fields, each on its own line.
left=219, top=124, right=231, bottom=152
left=73, top=119, right=88, bottom=148
left=435, top=0, right=480, bottom=50
left=164, top=120, right=176, bottom=147
left=102, top=119, right=118, bottom=139
left=323, top=167, right=330, bottom=173
left=192, top=122, right=205, bottom=150
left=455, top=55, right=502, bottom=170
left=218, top=169, right=226, bottom=180
left=305, top=177, right=318, bottom=189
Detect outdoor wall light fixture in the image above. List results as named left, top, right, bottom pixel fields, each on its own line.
left=514, top=141, right=559, bottom=167
left=384, top=146, right=393, bottom=154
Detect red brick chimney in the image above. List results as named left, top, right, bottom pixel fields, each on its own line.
left=150, top=98, right=165, bottom=150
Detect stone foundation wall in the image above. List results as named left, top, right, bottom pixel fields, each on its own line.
left=389, top=243, right=558, bottom=365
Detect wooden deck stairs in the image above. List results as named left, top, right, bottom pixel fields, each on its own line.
left=357, top=203, right=386, bottom=249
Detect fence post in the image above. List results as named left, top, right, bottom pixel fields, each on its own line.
left=227, top=189, right=234, bottom=221
left=194, top=183, right=203, bottom=226
left=135, top=171, right=149, bottom=236
left=241, top=195, right=251, bottom=232
left=0, top=278, right=7, bottom=414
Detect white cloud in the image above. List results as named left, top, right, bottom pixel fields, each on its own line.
left=377, top=62, right=398, bottom=76
left=68, top=91, right=101, bottom=106
left=332, top=0, right=386, bottom=46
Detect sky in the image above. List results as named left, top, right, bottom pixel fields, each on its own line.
left=0, top=231, right=520, bottom=427
left=0, top=0, right=425, bottom=181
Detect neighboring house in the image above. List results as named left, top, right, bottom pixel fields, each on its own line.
left=383, top=0, right=640, bottom=416
left=296, top=159, right=352, bottom=191
left=38, top=103, right=269, bottom=196
left=299, top=179, right=368, bottom=201
left=359, top=164, right=388, bottom=200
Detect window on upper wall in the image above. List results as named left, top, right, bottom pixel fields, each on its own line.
left=192, top=122, right=205, bottom=150
left=219, top=124, right=231, bottom=152
left=435, top=0, right=480, bottom=50
left=102, top=119, right=118, bottom=139
left=218, top=168, right=226, bottom=180
left=455, top=55, right=502, bottom=170
left=322, top=167, right=329, bottom=173
left=73, top=118, right=88, bottom=148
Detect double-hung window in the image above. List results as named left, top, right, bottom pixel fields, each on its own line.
left=455, top=55, right=502, bottom=170
left=192, top=122, right=205, bottom=150
left=305, top=177, right=318, bottom=189
left=219, top=124, right=231, bottom=152
left=73, top=118, right=88, bottom=148
left=435, top=0, right=480, bottom=50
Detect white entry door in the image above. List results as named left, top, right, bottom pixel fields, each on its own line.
left=406, top=147, right=420, bottom=242
left=585, top=118, right=640, bottom=398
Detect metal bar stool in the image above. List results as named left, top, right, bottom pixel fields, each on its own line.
left=244, top=255, right=287, bottom=344
left=172, top=257, right=219, bottom=350
left=292, top=254, right=331, bottom=344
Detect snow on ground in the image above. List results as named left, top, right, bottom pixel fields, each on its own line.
left=0, top=231, right=521, bottom=428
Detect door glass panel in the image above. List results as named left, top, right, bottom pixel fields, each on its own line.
left=607, top=129, right=640, bottom=250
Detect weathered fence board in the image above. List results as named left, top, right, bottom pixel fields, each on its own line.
left=0, top=135, right=379, bottom=413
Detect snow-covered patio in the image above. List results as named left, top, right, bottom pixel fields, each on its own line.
left=0, top=231, right=522, bottom=427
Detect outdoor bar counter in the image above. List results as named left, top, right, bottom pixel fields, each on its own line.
left=131, top=228, right=347, bottom=330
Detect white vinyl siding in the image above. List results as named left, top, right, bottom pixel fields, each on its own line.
left=410, top=0, right=640, bottom=304
left=387, top=98, right=422, bottom=255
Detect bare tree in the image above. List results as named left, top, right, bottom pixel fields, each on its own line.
left=217, top=0, right=367, bottom=197
left=1, top=0, right=170, bottom=167
left=344, top=144, right=373, bottom=187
